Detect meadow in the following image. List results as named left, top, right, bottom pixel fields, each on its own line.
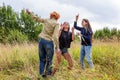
left=0, top=41, right=120, bottom=80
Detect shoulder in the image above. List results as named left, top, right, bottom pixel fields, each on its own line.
left=68, top=32, right=72, bottom=36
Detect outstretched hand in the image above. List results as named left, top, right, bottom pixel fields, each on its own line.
left=60, top=23, right=64, bottom=30
left=26, top=9, right=31, bottom=14
left=76, top=14, right=79, bottom=22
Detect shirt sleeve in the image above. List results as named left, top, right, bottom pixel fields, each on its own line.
left=33, top=16, right=47, bottom=23
left=74, top=21, right=82, bottom=31
left=37, top=18, right=47, bottom=23
left=53, top=24, right=59, bottom=49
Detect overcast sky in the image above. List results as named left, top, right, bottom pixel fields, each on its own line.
left=0, top=0, right=120, bottom=31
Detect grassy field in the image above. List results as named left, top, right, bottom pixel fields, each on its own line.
left=0, top=41, right=120, bottom=80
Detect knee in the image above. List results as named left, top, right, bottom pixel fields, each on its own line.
left=40, top=58, right=46, bottom=62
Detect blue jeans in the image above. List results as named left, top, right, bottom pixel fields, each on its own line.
left=39, top=38, right=54, bottom=75
left=80, top=45, right=94, bottom=69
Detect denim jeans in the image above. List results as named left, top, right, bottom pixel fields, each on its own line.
left=39, top=38, right=54, bottom=75
left=80, top=45, right=94, bottom=69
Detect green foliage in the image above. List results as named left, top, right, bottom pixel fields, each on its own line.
left=8, top=29, right=28, bottom=43
left=94, top=27, right=120, bottom=41
left=117, top=30, right=120, bottom=40
left=0, top=4, right=42, bottom=44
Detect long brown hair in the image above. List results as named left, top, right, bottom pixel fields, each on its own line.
left=82, top=19, right=93, bottom=35
left=63, top=22, right=70, bottom=31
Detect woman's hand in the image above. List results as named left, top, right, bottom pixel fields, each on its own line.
left=77, top=32, right=82, bottom=36
left=76, top=14, right=79, bottom=22
left=60, top=23, right=64, bottom=30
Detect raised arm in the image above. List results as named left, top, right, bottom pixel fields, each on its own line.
left=58, top=23, right=63, bottom=37
left=74, top=14, right=82, bottom=31
left=26, top=9, right=45, bottom=23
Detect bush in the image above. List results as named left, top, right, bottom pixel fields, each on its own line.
left=8, top=29, right=28, bottom=43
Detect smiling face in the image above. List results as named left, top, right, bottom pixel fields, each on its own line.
left=81, top=19, right=87, bottom=28
left=63, top=22, right=70, bottom=31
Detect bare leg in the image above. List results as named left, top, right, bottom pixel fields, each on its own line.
left=52, top=51, right=62, bottom=75
left=63, top=53, right=73, bottom=70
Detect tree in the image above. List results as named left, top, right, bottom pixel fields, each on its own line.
left=0, top=4, right=43, bottom=43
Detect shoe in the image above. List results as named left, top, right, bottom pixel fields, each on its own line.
left=42, top=74, right=47, bottom=78
left=67, top=66, right=72, bottom=70
left=51, top=68, right=58, bottom=76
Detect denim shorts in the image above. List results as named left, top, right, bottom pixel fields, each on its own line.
left=60, top=48, right=68, bottom=54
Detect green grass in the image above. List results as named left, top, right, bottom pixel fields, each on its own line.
left=0, top=41, right=120, bottom=80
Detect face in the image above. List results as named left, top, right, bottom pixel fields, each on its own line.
left=63, top=22, right=69, bottom=31
left=81, top=20, right=87, bottom=28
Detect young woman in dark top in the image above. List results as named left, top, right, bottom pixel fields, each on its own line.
left=74, top=14, right=94, bottom=70
left=52, top=22, right=74, bottom=75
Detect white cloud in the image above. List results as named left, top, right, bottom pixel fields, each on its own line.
left=0, top=0, right=120, bottom=31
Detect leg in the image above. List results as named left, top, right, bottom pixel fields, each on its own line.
left=45, top=41, right=54, bottom=75
left=85, top=46, right=94, bottom=68
left=63, top=53, right=73, bottom=70
left=55, top=50, right=62, bottom=69
left=52, top=50, right=62, bottom=75
left=39, top=39, right=46, bottom=75
left=62, top=48, right=73, bottom=69
left=80, top=46, right=85, bottom=69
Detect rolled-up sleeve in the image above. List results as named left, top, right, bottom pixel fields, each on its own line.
left=33, top=16, right=47, bottom=23
left=53, top=24, right=59, bottom=49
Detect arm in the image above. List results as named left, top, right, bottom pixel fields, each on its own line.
left=26, top=9, right=45, bottom=23
left=58, top=24, right=63, bottom=37
left=74, top=21, right=82, bottom=30
left=74, top=14, right=82, bottom=31
left=53, top=24, right=59, bottom=50
left=71, top=27, right=74, bottom=41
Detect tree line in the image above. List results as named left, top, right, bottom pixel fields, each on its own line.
left=0, top=4, right=42, bottom=44
left=0, top=4, right=120, bottom=44
left=94, top=27, right=120, bottom=41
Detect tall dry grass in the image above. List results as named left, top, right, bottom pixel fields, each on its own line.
left=0, top=41, right=120, bottom=80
